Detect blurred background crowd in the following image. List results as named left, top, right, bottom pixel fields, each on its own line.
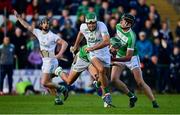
left=0, top=0, right=180, bottom=95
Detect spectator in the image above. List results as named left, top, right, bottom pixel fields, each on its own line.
left=94, top=0, right=102, bottom=19
left=0, top=36, right=16, bottom=95
left=0, top=0, right=12, bottom=14
left=142, top=19, right=153, bottom=40
left=149, top=4, right=161, bottom=29
left=12, top=0, right=27, bottom=13
left=99, top=1, right=111, bottom=23
left=15, top=12, right=28, bottom=35
left=76, top=0, right=89, bottom=18
left=136, top=31, right=153, bottom=62
left=28, top=47, right=42, bottom=69
left=75, top=13, right=85, bottom=31
left=28, top=12, right=40, bottom=25
left=175, top=19, right=180, bottom=38
left=11, top=27, right=28, bottom=69
left=26, top=0, right=39, bottom=15
left=136, top=0, right=149, bottom=30
left=129, top=8, right=141, bottom=34
left=39, top=0, right=58, bottom=14
left=51, top=19, right=60, bottom=34
left=156, top=37, right=171, bottom=93
left=59, top=8, right=73, bottom=27
left=169, top=45, right=180, bottom=93
left=60, top=20, right=77, bottom=68
left=0, top=14, right=14, bottom=37
left=159, top=21, right=174, bottom=51
left=107, top=18, right=117, bottom=38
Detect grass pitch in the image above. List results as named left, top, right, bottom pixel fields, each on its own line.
left=0, top=94, right=180, bottom=114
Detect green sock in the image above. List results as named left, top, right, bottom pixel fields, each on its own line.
left=127, top=92, right=134, bottom=98
left=103, top=87, right=110, bottom=94
left=96, top=81, right=101, bottom=88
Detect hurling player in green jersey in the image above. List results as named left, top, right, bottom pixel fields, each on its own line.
left=110, top=14, right=159, bottom=108
left=55, top=45, right=99, bottom=88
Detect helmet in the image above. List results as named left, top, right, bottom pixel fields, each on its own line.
left=40, top=17, right=50, bottom=25
left=121, top=13, right=135, bottom=25
left=110, top=37, right=122, bottom=48
left=85, top=12, right=97, bottom=23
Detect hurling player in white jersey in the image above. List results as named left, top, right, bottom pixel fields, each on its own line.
left=13, top=10, right=68, bottom=105
left=71, top=12, right=113, bottom=107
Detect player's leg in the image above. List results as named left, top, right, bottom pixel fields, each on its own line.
left=61, top=70, right=81, bottom=85
left=90, top=57, right=113, bottom=107
left=91, top=57, right=109, bottom=91
left=88, top=64, right=98, bottom=80
left=132, top=67, right=159, bottom=108
left=55, top=56, right=88, bottom=85
left=88, top=64, right=102, bottom=96
left=111, top=64, right=137, bottom=108
left=41, top=73, right=64, bottom=105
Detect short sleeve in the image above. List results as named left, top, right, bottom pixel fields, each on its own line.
left=127, top=32, right=136, bottom=50
left=53, top=33, right=61, bottom=42
left=32, top=28, right=41, bottom=38
left=80, top=23, right=86, bottom=33
left=99, top=22, right=109, bottom=37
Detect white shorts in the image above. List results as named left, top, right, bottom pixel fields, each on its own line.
left=114, top=55, right=141, bottom=70
left=72, top=56, right=90, bottom=72
left=41, top=58, right=58, bottom=73
left=89, top=52, right=111, bottom=67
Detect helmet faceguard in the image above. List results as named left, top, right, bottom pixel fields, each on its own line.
left=39, top=17, right=50, bottom=32
left=120, top=13, right=135, bottom=28
left=85, top=12, right=97, bottom=23
left=85, top=12, right=97, bottom=31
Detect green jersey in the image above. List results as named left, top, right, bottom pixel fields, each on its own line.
left=79, top=45, right=90, bottom=62
left=116, top=24, right=138, bottom=57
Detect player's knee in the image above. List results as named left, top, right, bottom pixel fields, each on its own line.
left=111, top=77, right=117, bottom=83
left=137, top=81, right=145, bottom=88
left=97, top=66, right=104, bottom=73
left=41, top=81, right=48, bottom=87
left=66, top=80, right=72, bottom=86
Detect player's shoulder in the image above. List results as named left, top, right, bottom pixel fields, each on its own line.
left=80, top=23, right=88, bottom=31
left=97, top=21, right=106, bottom=27
left=129, top=29, right=136, bottom=40
left=116, top=23, right=121, bottom=28
left=33, top=28, right=41, bottom=32
left=80, top=23, right=87, bottom=28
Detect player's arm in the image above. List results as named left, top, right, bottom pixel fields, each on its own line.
left=56, top=39, right=68, bottom=59
left=111, top=49, right=133, bottom=62
left=13, top=10, right=33, bottom=32
left=87, top=35, right=110, bottom=52
left=112, top=33, right=136, bottom=62
left=72, top=31, right=84, bottom=52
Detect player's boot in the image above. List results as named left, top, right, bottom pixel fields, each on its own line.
left=129, top=95, right=138, bottom=108
left=54, top=96, right=63, bottom=105
left=152, top=101, right=159, bottom=108
left=102, top=93, right=115, bottom=108
left=93, top=81, right=102, bottom=96
left=57, top=85, right=69, bottom=101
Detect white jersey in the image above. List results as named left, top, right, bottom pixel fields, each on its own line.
left=80, top=21, right=110, bottom=64
left=32, top=28, right=61, bottom=73
left=33, top=29, right=61, bottom=58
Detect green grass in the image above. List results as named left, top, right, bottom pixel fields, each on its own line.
left=0, top=94, right=180, bottom=114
